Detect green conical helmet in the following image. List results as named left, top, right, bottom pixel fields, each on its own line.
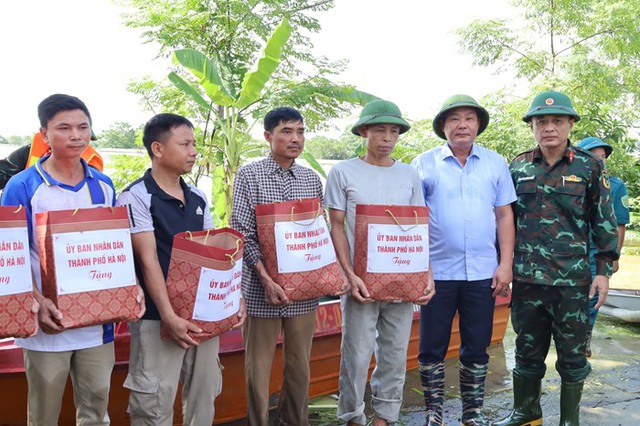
left=577, top=137, right=613, bottom=158
left=522, top=90, right=580, bottom=122
left=432, top=94, right=490, bottom=140
left=351, top=99, right=411, bottom=136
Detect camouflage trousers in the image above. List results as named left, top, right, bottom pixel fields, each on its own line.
left=511, top=282, right=592, bottom=382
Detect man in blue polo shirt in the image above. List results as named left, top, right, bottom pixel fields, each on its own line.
left=2, top=93, right=144, bottom=425
left=576, top=137, right=630, bottom=357
left=411, top=95, right=516, bottom=426
left=116, top=113, right=245, bottom=425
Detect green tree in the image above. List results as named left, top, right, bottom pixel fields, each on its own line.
left=304, top=135, right=359, bottom=160
left=118, top=0, right=377, bottom=224
left=390, top=118, right=442, bottom=164
left=457, top=0, right=640, bottom=195
left=96, top=122, right=140, bottom=149
left=110, top=154, right=150, bottom=193
left=118, top=0, right=370, bottom=131
left=168, top=19, right=293, bottom=225
left=3, top=135, right=32, bottom=146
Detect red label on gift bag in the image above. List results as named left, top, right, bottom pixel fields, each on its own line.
left=36, top=206, right=141, bottom=329
left=256, top=198, right=346, bottom=301
left=354, top=204, right=430, bottom=302
left=0, top=206, right=37, bottom=338
left=166, top=228, right=243, bottom=342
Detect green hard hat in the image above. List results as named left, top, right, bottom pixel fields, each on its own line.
left=351, top=99, right=411, bottom=136
left=432, top=94, right=490, bottom=140
left=577, top=137, right=613, bottom=158
left=522, top=90, right=580, bottom=122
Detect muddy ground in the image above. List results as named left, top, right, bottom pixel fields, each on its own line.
left=308, top=315, right=640, bottom=426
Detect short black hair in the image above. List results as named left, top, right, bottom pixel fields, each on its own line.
left=142, top=113, right=194, bottom=158
left=37, top=94, right=92, bottom=128
left=264, top=107, right=304, bottom=132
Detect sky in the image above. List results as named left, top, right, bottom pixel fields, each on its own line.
left=0, top=0, right=517, bottom=138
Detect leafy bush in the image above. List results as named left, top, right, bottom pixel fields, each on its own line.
left=110, top=154, right=150, bottom=194
left=627, top=196, right=640, bottom=231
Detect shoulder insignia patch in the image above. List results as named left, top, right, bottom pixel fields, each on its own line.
left=602, top=169, right=611, bottom=189
left=622, top=194, right=630, bottom=209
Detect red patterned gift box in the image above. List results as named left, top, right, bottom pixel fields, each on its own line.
left=36, top=206, right=141, bottom=329
left=0, top=206, right=37, bottom=338
left=354, top=204, right=430, bottom=302
left=256, top=198, right=346, bottom=302
left=166, top=228, right=243, bottom=342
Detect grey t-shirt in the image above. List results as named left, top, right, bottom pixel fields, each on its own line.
left=325, top=157, right=425, bottom=262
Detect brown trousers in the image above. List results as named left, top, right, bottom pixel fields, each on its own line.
left=243, top=312, right=316, bottom=426
left=125, top=320, right=222, bottom=426
left=23, top=342, right=115, bottom=426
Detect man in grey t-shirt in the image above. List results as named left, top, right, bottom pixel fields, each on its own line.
left=326, top=99, right=434, bottom=426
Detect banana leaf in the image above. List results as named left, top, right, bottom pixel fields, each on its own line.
left=302, top=150, right=327, bottom=179
left=173, top=49, right=234, bottom=105
left=168, top=72, right=212, bottom=111
left=236, top=19, right=292, bottom=109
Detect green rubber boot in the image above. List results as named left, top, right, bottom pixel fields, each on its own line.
left=419, top=362, right=445, bottom=426
left=492, top=373, right=542, bottom=426
left=559, top=381, right=584, bottom=426
left=460, top=362, right=489, bottom=426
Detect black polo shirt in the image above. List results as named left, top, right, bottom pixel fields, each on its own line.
left=116, top=169, right=214, bottom=320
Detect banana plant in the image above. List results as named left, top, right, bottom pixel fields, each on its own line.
left=168, top=19, right=292, bottom=226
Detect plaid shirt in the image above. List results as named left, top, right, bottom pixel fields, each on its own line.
left=231, top=155, right=324, bottom=317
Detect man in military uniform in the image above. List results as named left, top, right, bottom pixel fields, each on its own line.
left=495, top=91, right=619, bottom=426
left=576, top=137, right=629, bottom=357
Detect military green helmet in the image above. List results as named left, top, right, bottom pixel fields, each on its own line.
left=522, top=90, right=580, bottom=122
left=432, top=94, right=490, bottom=140
left=351, top=99, right=411, bottom=136
left=577, top=137, right=613, bottom=158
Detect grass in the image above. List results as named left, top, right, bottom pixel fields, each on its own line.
left=624, top=229, right=640, bottom=255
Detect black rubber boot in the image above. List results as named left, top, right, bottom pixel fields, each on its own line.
left=492, top=373, right=542, bottom=426
left=559, top=381, right=584, bottom=426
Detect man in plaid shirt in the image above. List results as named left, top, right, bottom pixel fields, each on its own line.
left=231, top=107, right=326, bottom=425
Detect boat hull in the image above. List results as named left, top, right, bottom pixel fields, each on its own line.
left=600, top=289, right=640, bottom=322
left=0, top=296, right=510, bottom=425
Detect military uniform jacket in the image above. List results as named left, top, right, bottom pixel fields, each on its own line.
left=510, top=144, right=619, bottom=286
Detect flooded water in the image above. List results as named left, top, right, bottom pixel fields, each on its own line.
left=610, top=252, right=640, bottom=290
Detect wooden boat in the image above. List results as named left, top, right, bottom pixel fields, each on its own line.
left=599, top=288, right=640, bottom=323
left=0, top=295, right=510, bottom=425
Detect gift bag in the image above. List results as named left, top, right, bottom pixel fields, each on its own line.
left=166, top=228, right=243, bottom=342
left=256, top=198, right=346, bottom=301
left=36, top=206, right=141, bottom=329
left=354, top=204, right=430, bottom=302
left=0, top=206, right=37, bottom=338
